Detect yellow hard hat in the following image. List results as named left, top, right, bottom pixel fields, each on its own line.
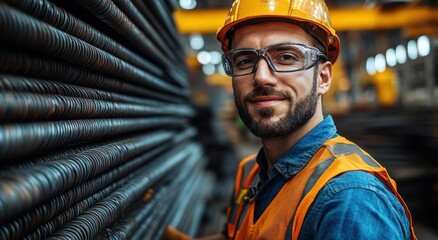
left=216, top=0, right=340, bottom=63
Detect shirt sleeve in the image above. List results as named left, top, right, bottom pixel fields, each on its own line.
left=298, top=171, right=411, bottom=240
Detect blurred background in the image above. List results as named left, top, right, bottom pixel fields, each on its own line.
left=0, top=0, right=436, bottom=239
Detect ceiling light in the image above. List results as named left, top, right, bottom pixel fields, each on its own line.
left=366, top=57, right=376, bottom=75
left=417, top=35, right=430, bottom=57
left=407, top=40, right=418, bottom=60
left=386, top=48, right=397, bottom=67
left=179, top=0, right=196, bottom=10
left=209, top=51, right=222, bottom=65
left=189, top=34, right=204, bottom=50
left=202, top=64, right=215, bottom=75
left=197, top=51, right=211, bottom=65
left=395, top=44, right=407, bottom=64
left=375, top=53, right=386, bottom=73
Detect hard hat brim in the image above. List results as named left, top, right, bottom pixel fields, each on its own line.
left=216, top=15, right=340, bottom=63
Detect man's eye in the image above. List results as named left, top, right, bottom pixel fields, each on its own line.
left=234, top=57, right=255, bottom=68
left=279, top=54, right=297, bottom=61
left=274, top=53, right=302, bottom=65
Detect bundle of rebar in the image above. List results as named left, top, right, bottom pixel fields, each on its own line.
left=0, top=0, right=214, bottom=239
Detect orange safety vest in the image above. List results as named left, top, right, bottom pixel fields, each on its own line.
left=226, top=136, right=416, bottom=240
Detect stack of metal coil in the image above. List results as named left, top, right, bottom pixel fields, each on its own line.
left=0, top=1, right=214, bottom=239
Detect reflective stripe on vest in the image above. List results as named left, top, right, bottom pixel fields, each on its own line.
left=227, top=136, right=416, bottom=240
left=227, top=153, right=259, bottom=237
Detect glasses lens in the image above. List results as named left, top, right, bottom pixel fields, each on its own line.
left=266, top=44, right=307, bottom=71
left=226, top=50, right=258, bottom=76
left=223, top=44, right=320, bottom=76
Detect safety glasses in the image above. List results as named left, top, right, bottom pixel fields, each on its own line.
left=222, top=42, right=328, bottom=77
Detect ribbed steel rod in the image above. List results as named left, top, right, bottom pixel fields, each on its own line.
left=94, top=184, right=170, bottom=240
left=0, top=117, right=185, bottom=160
left=1, top=127, right=196, bottom=173
left=1, top=139, right=111, bottom=171
left=0, top=92, right=194, bottom=122
left=175, top=173, right=215, bottom=235
left=167, top=67, right=189, bottom=88
left=130, top=0, right=180, bottom=57
left=95, top=129, right=199, bottom=239
left=94, top=140, right=202, bottom=239
left=0, top=142, right=173, bottom=240
left=159, top=0, right=180, bottom=33
left=111, top=0, right=179, bottom=65
left=3, top=0, right=164, bottom=77
left=22, top=142, right=172, bottom=240
left=8, top=174, right=125, bottom=240
left=27, top=184, right=121, bottom=240
left=145, top=189, right=181, bottom=240
left=0, top=75, right=175, bottom=106
left=153, top=170, right=208, bottom=240
left=111, top=0, right=189, bottom=87
left=131, top=181, right=180, bottom=240
left=162, top=159, right=213, bottom=236
left=145, top=0, right=184, bottom=52
left=164, top=0, right=178, bottom=12
left=73, top=0, right=175, bottom=69
left=0, top=4, right=186, bottom=96
left=47, top=143, right=200, bottom=240
left=131, top=146, right=202, bottom=239
left=164, top=151, right=209, bottom=237
left=0, top=50, right=186, bottom=103
left=0, top=131, right=175, bottom=224
left=168, top=173, right=200, bottom=227
left=105, top=144, right=200, bottom=240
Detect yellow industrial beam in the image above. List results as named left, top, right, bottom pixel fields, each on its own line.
left=331, top=6, right=437, bottom=31
left=174, top=9, right=227, bottom=34
left=174, top=6, right=438, bottom=34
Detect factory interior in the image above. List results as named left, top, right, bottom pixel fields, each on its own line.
left=0, top=0, right=437, bottom=239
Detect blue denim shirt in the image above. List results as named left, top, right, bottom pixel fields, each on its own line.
left=254, top=116, right=411, bottom=239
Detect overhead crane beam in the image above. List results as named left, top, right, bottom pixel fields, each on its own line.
left=174, top=6, right=438, bottom=34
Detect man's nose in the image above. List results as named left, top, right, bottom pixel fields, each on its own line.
left=253, top=57, right=277, bottom=87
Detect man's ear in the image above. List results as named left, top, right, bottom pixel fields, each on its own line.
left=317, top=61, right=333, bottom=95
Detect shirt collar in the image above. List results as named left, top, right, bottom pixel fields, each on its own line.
left=256, top=115, right=338, bottom=181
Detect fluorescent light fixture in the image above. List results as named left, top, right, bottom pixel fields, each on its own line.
left=407, top=40, right=418, bottom=60
left=375, top=53, right=386, bottom=73
left=189, top=34, right=204, bottom=50
left=366, top=57, right=376, bottom=75
left=179, top=0, right=196, bottom=10
left=197, top=51, right=211, bottom=65
left=386, top=48, right=397, bottom=67
left=417, top=35, right=430, bottom=57
left=202, top=64, right=215, bottom=75
left=209, top=51, right=222, bottom=65
left=395, top=44, right=407, bottom=64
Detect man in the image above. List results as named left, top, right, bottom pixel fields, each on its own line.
left=163, top=0, right=416, bottom=239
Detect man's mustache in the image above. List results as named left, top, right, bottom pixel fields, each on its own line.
left=243, top=87, right=291, bottom=103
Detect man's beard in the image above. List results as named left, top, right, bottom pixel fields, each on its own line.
left=235, top=72, right=318, bottom=139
